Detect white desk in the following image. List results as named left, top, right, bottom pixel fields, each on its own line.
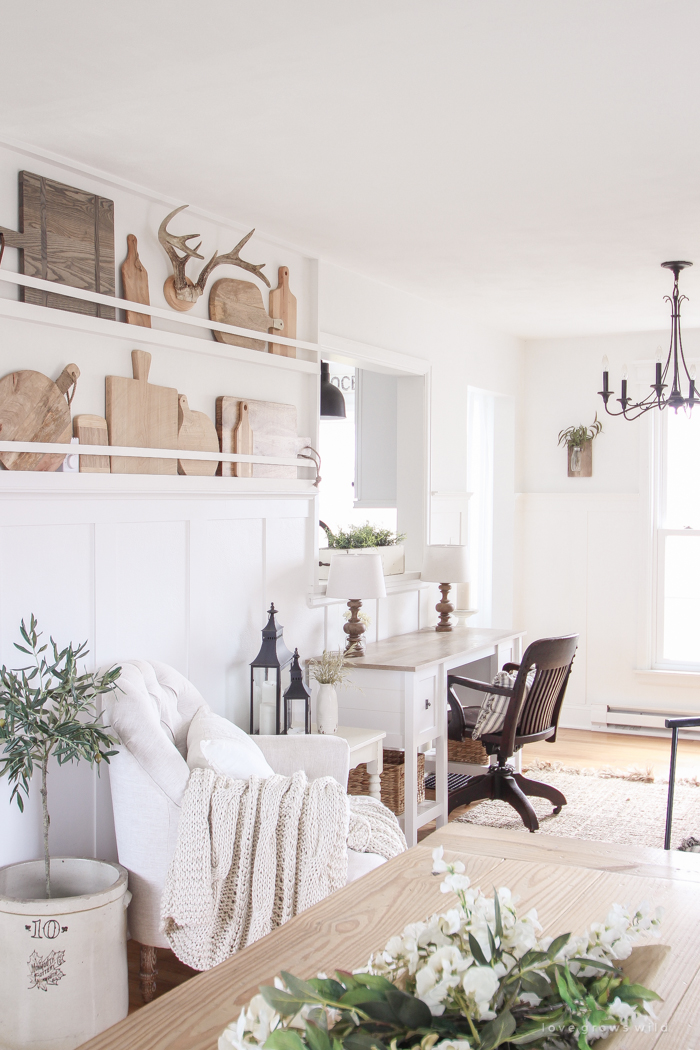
left=311, top=724, right=385, bottom=799
left=335, top=626, right=525, bottom=846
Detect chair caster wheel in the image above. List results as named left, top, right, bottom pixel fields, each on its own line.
left=553, top=806, right=562, bottom=815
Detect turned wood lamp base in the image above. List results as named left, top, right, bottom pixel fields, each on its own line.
left=343, top=598, right=366, bottom=656
left=435, top=582, right=454, bottom=632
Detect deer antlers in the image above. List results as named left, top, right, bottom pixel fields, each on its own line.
left=158, top=205, right=269, bottom=312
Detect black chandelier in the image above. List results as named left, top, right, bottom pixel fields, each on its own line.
left=599, top=261, right=698, bottom=419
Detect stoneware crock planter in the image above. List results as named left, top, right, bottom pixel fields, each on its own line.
left=0, top=857, right=130, bottom=1050
left=318, top=544, right=404, bottom=581
left=316, top=684, right=339, bottom=734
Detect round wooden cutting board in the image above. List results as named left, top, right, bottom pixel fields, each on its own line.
left=0, top=366, right=78, bottom=471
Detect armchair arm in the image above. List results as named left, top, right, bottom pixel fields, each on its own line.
left=256, top=735, right=351, bottom=788
left=502, top=662, right=521, bottom=673
left=447, top=674, right=514, bottom=699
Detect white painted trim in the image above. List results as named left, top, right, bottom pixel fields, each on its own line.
left=0, top=471, right=316, bottom=499
left=318, top=330, right=429, bottom=377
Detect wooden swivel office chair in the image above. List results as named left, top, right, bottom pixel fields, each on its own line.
left=446, top=634, right=578, bottom=832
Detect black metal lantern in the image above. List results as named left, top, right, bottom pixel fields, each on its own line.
left=250, top=603, right=293, bottom=735
left=283, top=649, right=311, bottom=735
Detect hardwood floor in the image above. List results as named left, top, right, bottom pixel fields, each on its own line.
left=127, top=727, right=700, bottom=1012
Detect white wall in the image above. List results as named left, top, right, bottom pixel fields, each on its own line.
left=319, top=262, right=524, bottom=625
left=517, top=328, right=700, bottom=727
left=0, top=143, right=525, bottom=867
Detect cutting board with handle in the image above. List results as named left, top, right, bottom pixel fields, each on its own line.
left=106, top=350, right=178, bottom=474
left=0, top=171, right=115, bottom=319
left=73, top=414, right=110, bottom=473
left=0, top=363, right=80, bottom=471
left=121, top=234, right=151, bottom=327
left=209, top=278, right=283, bottom=352
left=233, top=401, right=253, bottom=478
left=177, top=395, right=219, bottom=476
left=216, top=396, right=307, bottom=478
left=268, top=266, right=297, bottom=357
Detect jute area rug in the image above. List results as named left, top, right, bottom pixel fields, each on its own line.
left=454, top=760, right=700, bottom=851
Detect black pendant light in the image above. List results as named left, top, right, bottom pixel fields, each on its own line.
left=320, top=361, right=346, bottom=420
left=599, top=261, right=699, bottom=419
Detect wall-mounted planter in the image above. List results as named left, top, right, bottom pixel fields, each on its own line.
left=319, top=544, right=405, bottom=580
left=567, top=440, right=592, bottom=477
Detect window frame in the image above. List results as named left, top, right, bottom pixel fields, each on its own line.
left=653, top=407, right=700, bottom=670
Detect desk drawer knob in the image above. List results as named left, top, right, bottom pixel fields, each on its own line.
left=425, top=699, right=431, bottom=709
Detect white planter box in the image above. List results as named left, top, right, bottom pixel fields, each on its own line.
left=0, top=857, right=130, bottom=1050
left=318, top=544, right=405, bottom=580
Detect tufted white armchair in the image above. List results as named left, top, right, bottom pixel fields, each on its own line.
left=102, top=661, right=385, bottom=1002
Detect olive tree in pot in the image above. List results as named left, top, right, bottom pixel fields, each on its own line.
left=0, top=616, right=127, bottom=1050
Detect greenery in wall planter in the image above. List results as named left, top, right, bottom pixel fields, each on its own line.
left=321, top=521, right=405, bottom=548
left=319, top=522, right=406, bottom=579
left=557, top=414, right=603, bottom=477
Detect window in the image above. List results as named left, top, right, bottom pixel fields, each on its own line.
left=656, top=409, right=700, bottom=667
left=466, top=387, right=495, bottom=626
left=318, top=362, right=397, bottom=537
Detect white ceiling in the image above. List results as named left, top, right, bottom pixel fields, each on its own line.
left=3, top=0, right=700, bottom=338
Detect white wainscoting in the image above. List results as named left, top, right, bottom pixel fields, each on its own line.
left=0, top=485, right=431, bottom=868
left=0, top=487, right=322, bottom=867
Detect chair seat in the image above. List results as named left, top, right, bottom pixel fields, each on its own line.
left=460, top=706, right=482, bottom=730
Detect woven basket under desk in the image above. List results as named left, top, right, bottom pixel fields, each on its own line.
left=347, top=748, right=425, bottom=816
left=447, top=738, right=488, bottom=764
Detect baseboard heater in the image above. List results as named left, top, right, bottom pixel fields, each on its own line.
left=591, top=704, right=700, bottom=733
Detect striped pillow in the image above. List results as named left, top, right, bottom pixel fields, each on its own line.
left=471, top=669, right=535, bottom=740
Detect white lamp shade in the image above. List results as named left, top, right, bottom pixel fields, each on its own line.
left=326, top=550, right=387, bottom=599
left=421, top=544, right=470, bottom=584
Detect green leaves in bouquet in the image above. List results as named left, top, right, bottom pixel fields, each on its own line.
left=259, top=928, right=662, bottom=1050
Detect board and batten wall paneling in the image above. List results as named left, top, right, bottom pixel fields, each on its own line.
left=0, top=494, right=327, bottom=868
left=188, top=516, right=265, bottom=725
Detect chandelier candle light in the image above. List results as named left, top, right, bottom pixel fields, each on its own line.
left=421, top=544, right=470, bottom=632
left=325, top=550, right=386, bottom=656
left=599, top=261, right=699, bottom=419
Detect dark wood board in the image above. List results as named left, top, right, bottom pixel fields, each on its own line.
left=0, top=171, right=115, bottom=319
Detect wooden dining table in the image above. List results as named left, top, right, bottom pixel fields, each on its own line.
left=80, top=824, right=700, bottom=1050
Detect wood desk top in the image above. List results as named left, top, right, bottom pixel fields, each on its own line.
left=81, top=824, right=700, bottom=1050
left=346, top=625, right=525, bottom=672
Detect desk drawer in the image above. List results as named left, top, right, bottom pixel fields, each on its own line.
left=416, top=674, right=437, bottom=736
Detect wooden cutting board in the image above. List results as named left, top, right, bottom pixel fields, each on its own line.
left=209, top=278, right=282, bottom=352
left=0, top=364, right=80, bottom=471
left=121, top=234, right=151, bottom=327
left=268, top=266, right=297, bottom=358
left=233, top=401, right=253, bottom=478
left=216, top=396, right=303, bottom=479
left=106, top=350, right=178, bottom=475
left=0, top=171, right=115, bottom=319
left=177, top=395, right=219, bottom=476
left=73, top=414, right=110, bottom=473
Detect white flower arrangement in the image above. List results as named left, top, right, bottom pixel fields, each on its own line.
left=220, top=847, right=664, bottom=1050
left=343, top=609, right=372, bottom=627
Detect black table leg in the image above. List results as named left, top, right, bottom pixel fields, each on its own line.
left=664, top=725, right=679, bottom=851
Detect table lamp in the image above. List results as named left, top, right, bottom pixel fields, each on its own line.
left=326, top=550, right=386, bottom=656
left=421, top=545, right=470, bottom=632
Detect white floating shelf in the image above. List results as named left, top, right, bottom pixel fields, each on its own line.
left=0, top=271, right=320, bottom=374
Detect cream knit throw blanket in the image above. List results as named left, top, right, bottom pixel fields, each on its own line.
left=161, top=768, right=405, bottom=970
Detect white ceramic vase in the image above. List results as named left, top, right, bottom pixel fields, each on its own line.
left=317, top=683, right=339, bottom=734
left=0, top=857, right=130, bottom=1050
